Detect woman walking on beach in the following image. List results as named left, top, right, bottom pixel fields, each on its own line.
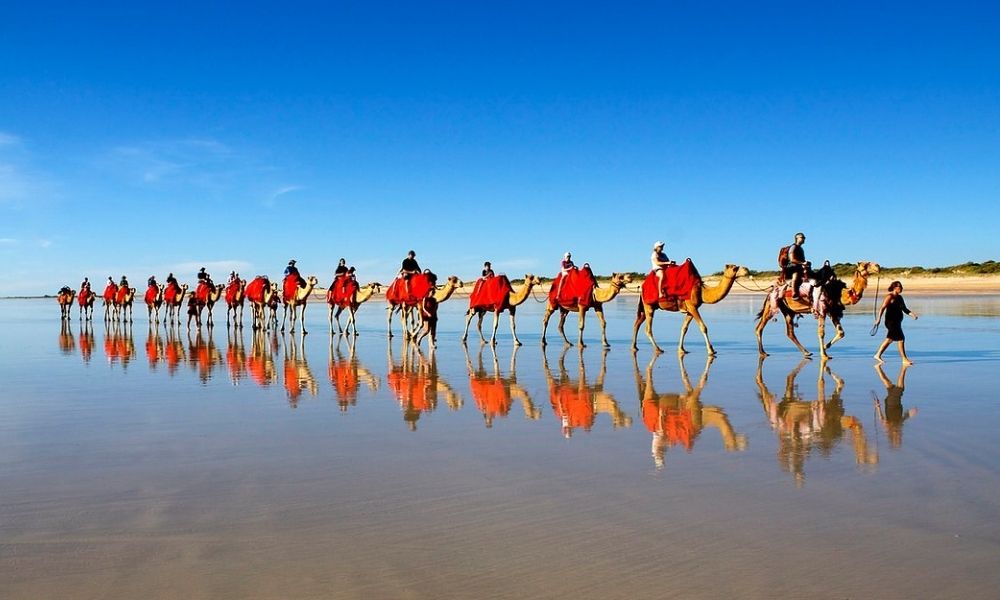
left=874, top=281, right=918, bottom=364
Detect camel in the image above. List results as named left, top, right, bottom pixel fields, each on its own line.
left=386, top=339, right=463, bottom=430
left=246, top=329, right=279, bottom=387
left=187, top=329, right=222, bottom=383
left=57, top=288, right=76, bottom=320
left=104, top=320, right=136, bottom=369
left=631, top=263, right=749, bottom=356
left=386, top=274, right=462, bottom=340
left=542, top=346, right=632, bottom=437
left=245, top=277, right=275, bottom=331
left=541, top=271, right=632, bottom=348
left=328, top=335, right=380, bottom=411
left=327, top=280, right=382, bottom=336
left=462, top=274, right=542, bottom=346
left=634, top=353, right=746, bottom=469
left=163, top=283, right=189, bottom=326
left=145, top=324, right=163, bottom=370
left=464, top=343, right=540, bottom=427
left=144, top=284, right=164, bottom=324
left=101, top=281, right=118, bottom=321
left=281, top=275, right=317, bottom=334
left=115, top=286, right=136, bottom=324
left=58, top=320, right=75, bottom=354
left=282, top=332, right=318, bottom=407
left=78, top=288, right=96, bottom=321
left=199, top=283, right=225, bottom=328
left=224, top=278, right=246, bottom=329
left=755, top=261, right=880, bottom=358
left=225, top=327, right=247, bottom=385
left=756, top=356, right=877, bottom=486
left=267, top=283, right=281, bottom=329
left=79, top=321, right=95, bottom=363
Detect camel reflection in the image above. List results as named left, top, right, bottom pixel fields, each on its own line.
left=873, top=363, right=917, bottom=449
left=225, top=328, right=247, bottom=385
left=543, top=346, right=631, bottom=438
left=58, top=321, right=75, bottom=355
left=79, top=321, right=95, bottom=363
left=103, top=322, right=135, bottom=369
left=756, top=357, right=877, bottom=486
left=282, top=332, right=318, bottom=407
left=246, top=329, right=279, bottom=388
left=465, top=344, right=540, bottom=428
left=187, top=329, right=223, bottom=383
left=328, top=336, right=380, bottom=412
left=145, top=325, right=164, bottom=370
left=163, top=324, right=186, bottom=376
left=635, top=354, right=747, bottom=469
left=387, top=341, right=463, bottom=431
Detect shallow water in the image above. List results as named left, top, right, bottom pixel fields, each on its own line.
left=2, top=295, right=999, bottom=599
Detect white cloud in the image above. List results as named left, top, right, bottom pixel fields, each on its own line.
left=264, top=185, right=303, bottom=207
left=38, top=239, right=52, bottom=248
left=0, top=132, right=20, bottom=146
left=103, top=138, right=235, bottom=185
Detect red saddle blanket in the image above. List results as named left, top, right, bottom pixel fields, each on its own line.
left=77, top=289, right=91, bottom=305
left=386, top=273, right=435, bottom=305
left=470, top=377, right=512, bottom=419
left=164, top=283, right=182, bottom=304
left=225, top=280, right=242, bottom=304
left=195, top=281, right=213, bottom=303
left=282, top=274, right=304, bottom=303
left=469, top=275, right=513, bottom=311
left=328, top=275, right=360, bottom=306
left=641, top=259, right=702, bottom=304
left=103, top=284, right=118, bottom=302
left=548, top=267, right=596, bottom=307
left=144, top=285, right=159, bottom=304
left=114, top=286, right=129, bottom=304
left=245, top=277, right=269, bottom=303
left=549, top=384, right=595, bottom=431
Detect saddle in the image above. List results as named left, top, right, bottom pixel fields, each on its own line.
left=548, top=266, right=596, bottom=307
left=641, top=258, right=702, bottom=304
left=469, top=275, right=513, bottom=311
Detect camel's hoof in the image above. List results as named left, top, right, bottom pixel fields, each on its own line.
left=631, top=346, right=639, bottom=353
left=803, top=352, right=813, bottom=357
left=678, top=348, right=689, bottom=355
left=303, top=330, right=308, bottom=336
left=514, top=340, right=523, bottom=347
left=653, top=347, right=664, bottom=355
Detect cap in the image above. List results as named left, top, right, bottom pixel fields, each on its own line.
left=288, top=260, right=296, bottom=265
left=654, top=241, right=664, bottom=249
left=564, top=252, right=571, bottom=258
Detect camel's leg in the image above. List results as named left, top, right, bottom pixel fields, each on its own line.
left=595, top=308, right=610, bottom=348
left=387, top=305, right=395, bottom=339
left=784, top=313, right=812, bottom=357
left=818, top=319, right=829, bottom=359
left=330, top=305, right=338, bottom=334
left=557, top=310, right=573, bottom=346
left=461, top=309, right=474, bottom=342
left=825, top=319, right=845, bottom=350
left=300, top=304, right=308, bottom=335
left=540, top=306, right=554, bottom=347
left=509, top=307, right=521, bottom=346
left=491, top=311, right=502, bottom=346
left=348, top=307, right=358, bottom=337
left=684, top=307, right=715, bottom=356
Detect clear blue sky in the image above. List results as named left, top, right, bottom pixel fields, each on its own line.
left=2, top=1, right=998, bottom=295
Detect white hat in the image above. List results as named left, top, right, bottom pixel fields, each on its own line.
left=564, top=252, right=571, bottom=258
left=654, top=241, right=664, bottom=249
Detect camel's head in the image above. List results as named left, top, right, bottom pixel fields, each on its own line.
left=368, top=282, right=383, bottom=293
left=306, top=276, right=319, bottom=286
left=725, top=264, right=750, bottom=278
left=524, top=274, right=541, bottom=285
left=446, top=275, right=462, bottom=288
left=610, top=272, right=633, bottom=286
left=859, top=262, right=880, bottom=276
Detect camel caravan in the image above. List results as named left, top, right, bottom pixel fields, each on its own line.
left=57, top=236, right=880, bottom=356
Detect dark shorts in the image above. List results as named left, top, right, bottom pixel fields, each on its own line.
left=885, top=320, right=905, bottom=341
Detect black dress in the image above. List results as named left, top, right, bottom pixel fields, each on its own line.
left=884, top=295, right=911, bottom=341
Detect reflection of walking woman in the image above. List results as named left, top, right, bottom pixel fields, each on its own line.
left=874, top=281, right=918, bottom=364
left=874, top=362, right=917, bottom=449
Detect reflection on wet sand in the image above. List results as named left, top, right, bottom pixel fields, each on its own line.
left=246, top=329, right=279, bottom=387
left=387, top=341, right=463, bottom=430
left=874, top=363, right=917, bottom=449
left=544, top=346, right=631, bottom=438
left=328, top=335, right=380, bottom=411
left=756, top=357, right=878, bottom=486
left=103, top=322, right=135, bottom=369
left=145, top=324, right=163, bottom=370
left=58, top=321, right=75, bottom=355
left=465, top=344, right=540, bottom=428
left=79, top=321, right=95, bottom=363
left=225, top=327, right=247, bottom=385
left=187, top=329, right=223, bottom=384
left=163, top=324, right=186, bottom=376
left=635, top=354, right=747, bottom=469
left=282, top=332, right=318, bottom=407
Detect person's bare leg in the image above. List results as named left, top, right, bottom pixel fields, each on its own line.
left=899, top=341, right=913, bottom=365
left=874, top=339, right=890, bottom=362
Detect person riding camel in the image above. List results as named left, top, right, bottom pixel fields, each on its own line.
left=779, top=232, right=809, bottom=299
left=400, top=250, right=421, bottom=298
left=228, top=271, right=238, bottom=284
left=80, top=277, right=90, bottom=292
left=285, top=260, right=305, bottom=288
left=119, top=275, right=129, bottom=289
left=147, top=275, right=157, bottom=288
left=472, top=261, right=495, bottom=298
left=650, top=241, right=675, bottom=300
left=166, top=272, right=180, bottom=295
left=197, top=267, right=213, bottom=286
left=332, top=258, right=349, bottom=295
left=556, top=252, right=576, bottom=299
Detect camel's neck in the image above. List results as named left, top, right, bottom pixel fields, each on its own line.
left=701, top=271, right=738, bottom=304
left=842, top=271, right=869, bottom=306
left=298, top=281, right=316, bottom=301
left=356, top=285, right=377, bottom=304
left=593, top=281, right=625, bottom=304
left=434, top=283, right=458, bottom=303
left=508, top=280, right=536, bottom=307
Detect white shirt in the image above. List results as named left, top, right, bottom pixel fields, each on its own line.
left=651, top=250, right=670, bottom=270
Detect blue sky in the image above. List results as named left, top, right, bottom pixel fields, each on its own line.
left=2, top=1, right=998, bottom=295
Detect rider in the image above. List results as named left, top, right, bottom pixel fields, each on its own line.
left=147, top=275, right=157, bottom=288
left=481, top=261, right=495, bottom=278
left=166, top=272, right=180, bottom=294
left=780, top=232, right=808, bottom=299
left=285, top=260, right=305, bottom=288
left=80, top=277, right=91, bottom=292
left=400, top=250, right=421, bottom=297
left=650, top=241, right=675, bottom=299
left=197, top=267, right=213, bottom=286
left=119, top=275, right=129, bottom=289
left=556, top=252, right=576, bottom=299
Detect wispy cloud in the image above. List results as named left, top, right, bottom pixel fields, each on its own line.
left=101, top=138, right=236, bottom=186
left=263, top=185, right=303, bottom=207
left=0, top=237, right=18, bottom=245
left=0, top=132, right=20, bottom=146
left=38, top=239, right=52, bottom=248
